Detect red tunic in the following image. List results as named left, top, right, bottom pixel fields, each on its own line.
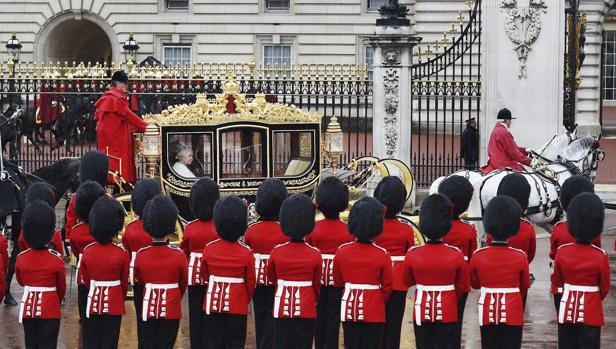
left=481, top=123, right=531, bottom=174
left=487, top=219, right=536, bottom=263
left=133, top=242, right=188, bottom=320
left=243, top=221, right=289, bottom=286
left=333, top=242, right=393, bottom=323
left=469, top=243, right=530, bottom=326
left=201, top=239, right=256, bottom=315
left=442, top=219, right=477, bottom=262
left=70, top=223, right=96, bottom=285
left=16, top=249, right=66, bottom=320
left=551, top=243, right=610, bottom=326
left=80, top=243, right=130, bottom=317
left=65, top=196, right=76, bottom=241
left=94, top=86, right=148, bottom=184
left=549, top=220, right=601, bottom=260
left=306, top=219, right=354, bottom=286
left=0, top=233, right=8, bottom=275
left=121, top=219, right=152, bottom=285
left=403, top=241, right=470, bottom=325
left=266, top=241, right=322, bottom=319
left=179, top=220, right=219, bottom=286
left=19, top=230, right=64, bottom=257
left=373, top=218, right=415, bottom=291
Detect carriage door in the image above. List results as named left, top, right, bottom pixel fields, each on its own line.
left=218, top=126, right=268, bottom=179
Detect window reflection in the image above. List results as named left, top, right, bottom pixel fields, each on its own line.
left=168, top=133, right=212, bottom=179
left=273, top=131, right=313, bottom=177
left=221, top=129, right=265, bottom=178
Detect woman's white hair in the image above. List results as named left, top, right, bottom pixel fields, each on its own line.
left=176, top=145, right=193, bottom=160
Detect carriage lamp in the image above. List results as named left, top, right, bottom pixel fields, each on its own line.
left=6, top=33, right=22, bottom=63
left=325, top=116, right=343, bottom=174
left=123, top=33, right=140, bottom=63
left=142, top=123, right=161, bottom=178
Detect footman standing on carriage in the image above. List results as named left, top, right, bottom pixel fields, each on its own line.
left=481, top=108, right=532, bottom=174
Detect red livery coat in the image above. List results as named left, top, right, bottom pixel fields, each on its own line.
left=94, top=86, right=148, bottom=184
left=179, top=220, right=219, bottom=286
left=133, top=242, right=188, bottom=320
left=551, top=243, right=610, bottom=326
left=243, top=221, right=289, bottom=286
left=333, top=242, right=393, bottom=323
left=373, top=218, right=415, bottom=291
left=0, top=233, right=8, bottom=275
left=549, top=220, right=601, bottom=260
left=266, top=241, right=322, bottom=319
left=469, top=243, right=530, bottom=326
left=201, top=239, right=256, bottom=315
left=306, top=218, right=354, bottom=286
left=481, top=123, right=531, bottom=174
left=80, top=243, right=130, bottom=316
left=442, top=219, right=477, bottom=262
left=70, top=222, right=96, bottom=285
left=487, top=219, right=536, bottom=263
left=403, top=241, right=470, bottom=325
left=19, top=230, right=64, bottom=257
left=65, top=196, right=77, bottom=241
left=16, top=249, right=66, bottom=320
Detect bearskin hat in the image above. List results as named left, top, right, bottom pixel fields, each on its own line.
left=79, top=150, right=109, bottom=187
left=89, top=197, right=125, bottom=244
left=142, top=195, right=178, bottom=239
left=21, top=200, right=55, bottom=250
left=213, top=196, right=248, bottom=242
left=374, top=176, right=407, bottom=219
left=75, top=181, right=105, bottom=222
left=131, top=179, right=161, bottom=217
left=279, top=194, right=316, bottom=240
left=190, top=177, right=220, bottom=221
left=25, top=182, right=55, bottom=207
left=111, top=71, right=129, bottom=84
left=438, top=176, right=473, bottom=217
left=348, top=196, right=384, bottom=243
left=567, top=192, right=604, bottom=243
left=316, top=176, right=349, bottom=219
left=255, top=178, right=288, bottom=220
left=561, top=175, right=594, bottom=211
left=483, top=196, right=521, bottom=242
left=497, top=173, right=530, bottom=210
left=419, top=194, right=453, bottom=241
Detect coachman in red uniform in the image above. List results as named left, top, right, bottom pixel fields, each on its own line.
left=16, top=201, right=66, bottom=349
left=134, top=195, right=188, bottom=349
left=551, top=193, right=610, bottom=349
left=334, top=196, right=393, bottom=349
left=403, top=194, right=470, bottom=349
left=79, top=197, right=129, bottom=349
left=243, top=179, right=289, bottom=349
left=268, top=194, right=322, bottom=348
left=470, top=196, right=530, bottom=349
left=94, top=71, right=149, bottom=185
left=373, top=176, right=415, bottom=349
left=179, top=177, right=220, bottom=349
left=201, top=196, right=256, bottom=349
left=306, top=176, right=354, bottom=349
left=481, top=108, right=531, bottom=174
left=19, top=183, right=64, bottom=257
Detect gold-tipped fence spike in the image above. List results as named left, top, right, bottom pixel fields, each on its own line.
left=458, top=11, right=465, bottom=25
left=466, top=0, right=474, bottom=10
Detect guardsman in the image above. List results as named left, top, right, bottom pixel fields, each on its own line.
left=487, top=173, right=536, bottom=265
left=201, top=196, right=256, bottom=349
left=333, top=196, right=393, bottom=349
left=373, top=176, right=415, bottom=349
left=470, top=196, right=530, bottom=349
left=133, top=195, right=188, bottom=349
left=306, top=176, right=353, bottom=349
left=481, top=108, right=531, bottom=174
left=267, top=194, right=322, bottom=348
left=179, top=177, right=220, bottom=349
left=243, top=179, right=289, bottom=349
left=549, top=175, right=601, bottom=262
left=403, top=194, right=470, bottom=349
left=551, top=193, right=610, bottom=349
left=79, top=197, right=129, bottom=349
left=18, top=183, right=64, bottom=257
left=16, top=201, right=66, bottom=349
left=121, top=178, right=159, bottom=348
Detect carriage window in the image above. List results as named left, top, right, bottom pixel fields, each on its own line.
left=168, top=133, right=212, bottom=179
left=273, top=131, right=313, bottom=177
left=221, top=129, right=266, bottom=178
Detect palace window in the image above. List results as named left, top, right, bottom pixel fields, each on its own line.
left=163, top=45, right=192, bottom=68
left=368, top=0, right=387, bottom=11
left=365, top=46, right=374, bottom=80
left=603, top=31, right=616, bottom=100
left=165, top=0, right=189, bottom=10
left=263, top=44, right=292, bottom=78
left=266, top=0, right=290, bottom=10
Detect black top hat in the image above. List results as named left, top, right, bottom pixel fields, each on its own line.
left=111, top=71, right=129, bottom=84
left=497, top=108, right=516, bottom=120
left=465, top=117, right=476, bottom=123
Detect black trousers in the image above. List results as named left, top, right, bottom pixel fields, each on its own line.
left=188, top=286, right=206, bottom=349
left=414, top=322, right=456, bottom=349
left=554, top=294, right=562, bottom=314
left=274, top=318, right=316, bottom=349
left=4, top=211, right=21, bottom=296
left=85, top=315, right=122, bottom=349
left=141, top=319, right=180, bottom=349
left=342, top=322, right=384, bottom=349
left=449, top=293, right=468, bottom=349
left=315, top=286, right=343, bottom=349
left=22, top=318, right=60, bottom=349
left=479, top=325, right=523, bottom=349
left=253, top=285, right=275, bottom=349
left=78, top=285, right=88, bottom=339
left=382, top=290, right=407, bottom=349
left=558, top=324, right=601, bottom=349
left=204, top=313, right=247, bottom=349
left=133, top=285, right=145, bottom=349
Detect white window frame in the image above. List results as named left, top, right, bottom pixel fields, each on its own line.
left=162, top=44, right=193, bottom=69
left=365, top=46, right=375, bottom=80
left=603, top=29, right=616, bottom=103
left=255, top=36, right=297, bottom=76
left=366, top=0, right=387, bottom=13
left=264, top=0, right=291, bottom=11
left=162, top=0, right=190, bottom=12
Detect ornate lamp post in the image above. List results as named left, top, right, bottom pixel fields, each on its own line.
left=142, top=123, right=161, bottom=178
left=123, top=33, right=139, bottom=72
left=5, top=33, right=22, bottom=119
left=325, top=116, right=343, bottom=174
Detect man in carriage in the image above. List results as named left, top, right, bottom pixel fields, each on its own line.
left=481, top=108, right=532, bottom=174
